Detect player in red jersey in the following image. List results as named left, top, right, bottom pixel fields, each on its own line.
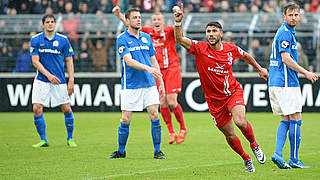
left=113, top=6, right=187, bottom=144
left=173, top=5, right=268, bottom=172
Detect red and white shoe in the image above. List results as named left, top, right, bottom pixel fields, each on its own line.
left=176, top=129, right=187, bottom=144
left=168, top=133, right=177, bottom=144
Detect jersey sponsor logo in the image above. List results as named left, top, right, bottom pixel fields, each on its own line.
left=128, top=41, right=133, bottom=44
left=53, top=40, right=59, bottom=47
left=38, top=48, right=61, bottom=54
left=281, top=41, right=290, bottom=49
left=141, top=37, right=148, bottom=43
left=192, top=40, right=199, bottom=44
left=40, top=44, right=45, bottom=46
left=118, top=45, right=125, bottom=54
left=208, top=63, right=228, bottom=74
left=270, top=60, right=278, bottom=66
left=128, top=45, right=149, bottom=51
left=30, top=47, right=35, bottom=53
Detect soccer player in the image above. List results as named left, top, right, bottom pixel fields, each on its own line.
left=30, top=15, right=77, bottom=147
left=268, top=2, right=318, bottom=169
left=112, top=6, right=187, bottom=144
left=108, top=8, right=166, bottom=159
left=173, top=6, right=268, bottom=172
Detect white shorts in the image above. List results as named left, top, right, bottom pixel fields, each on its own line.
left=120, top=86, right=160, bottom=111
left=32, top=79, right=70, bottom=107
left=269, top=86, right=302, bottom=116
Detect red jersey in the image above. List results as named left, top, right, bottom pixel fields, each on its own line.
left=141, top=26, right=180, bottom=69
left=187, top=40, right=245, bottom=100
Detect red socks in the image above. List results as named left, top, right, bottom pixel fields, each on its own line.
left=240, top=121, right=258, bottom=149
left=160, top=107, right=174, bottom=133
left=172, top=104, right=186, bottom=130
left=226, top=136, right=250, bottom=161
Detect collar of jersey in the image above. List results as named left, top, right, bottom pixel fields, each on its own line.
left=125, top=29, right=143, bottom=39
left=283, top=22, right=296, bottom=35
left=42, top=32, right=57, bottom=41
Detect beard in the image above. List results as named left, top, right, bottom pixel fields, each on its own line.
left=207, top=37, right=220, bottom=46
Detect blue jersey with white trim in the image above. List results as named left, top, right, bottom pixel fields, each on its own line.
left=117, top=29, right=157, bottom=89
left=30, top=32, right=74, bottom=84
left=268, top=22, right=299, bottom=87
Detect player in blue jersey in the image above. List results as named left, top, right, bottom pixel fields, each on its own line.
left=107, top=8, right=166, bottom=159
left=30, top=15, right=77, bottom=148
left=268, top=2, right=318, bottom=169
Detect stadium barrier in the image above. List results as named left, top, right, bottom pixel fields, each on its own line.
left=1, top=73, right=319, bottom=112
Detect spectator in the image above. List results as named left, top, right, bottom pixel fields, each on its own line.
left=52, top=0, right=65, bottom=14
left=251, top=39, right=266, bottom=69
left=13, top=41, right=32, bottom=72
left=62, top=12, right=80, bottom=52
left=310, top=0, right=320, bottom=13
left=0, top=45, right=15, bottom=72
left=297, top=42, right=310, bottom=70
left=76, top=41, right=92, bottom=72
left=238, top=3, right=248, bottom=13
left=85, top=32, right=112, bottom=72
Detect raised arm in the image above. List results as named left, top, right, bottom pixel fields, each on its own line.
left=281, top=52, right=318, bottom=83
left=112, top=6, right=128, bottom=27
left=242, top=52, right=268, bottom=81
left=173, top=5, right=192, bottom=50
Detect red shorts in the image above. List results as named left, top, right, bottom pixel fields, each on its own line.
left=156, top=67, right=182, bottom=94
left=206, top=88, right=245, bottom=128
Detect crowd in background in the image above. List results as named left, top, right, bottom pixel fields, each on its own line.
left=0, top=0, right=319, bottom=73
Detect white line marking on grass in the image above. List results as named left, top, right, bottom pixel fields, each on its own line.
left=87, top=161, right=240, bottom=180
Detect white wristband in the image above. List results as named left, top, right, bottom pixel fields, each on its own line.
left=175, top=21, right=182, bottom=26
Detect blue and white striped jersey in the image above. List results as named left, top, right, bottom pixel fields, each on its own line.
left=268, top=22, right=299, bottom=87
left=30, top=32, right=74, bottom=84
left=117, top=29, right=157, bottom=89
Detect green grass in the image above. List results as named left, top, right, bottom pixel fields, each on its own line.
left=0, top=112, right=320, bottom=179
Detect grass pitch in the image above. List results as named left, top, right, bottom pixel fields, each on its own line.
left=0, top=112, right=319, bottom=179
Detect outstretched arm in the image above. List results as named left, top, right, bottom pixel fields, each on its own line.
left=112, top=6, right=128, bottom=27
left=173, top=5, right=192, bottom=50
left=242, top=52, right=268, bottom=81
left=281, top=52, right=318, bottom=83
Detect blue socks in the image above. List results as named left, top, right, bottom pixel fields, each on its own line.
left=64, top=112, right=74, bottom=140
left=289, top=120, right=302, bottom=162
left=151, top=119, right=161, bottom=153
left=34, top=114, right=48, bottom=142
left=118, top=122, right=130, bottom=154
left=275, top=120, right=289, bottom=158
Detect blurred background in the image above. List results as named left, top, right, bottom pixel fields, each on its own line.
left=0, top=0, right=319, bottom=74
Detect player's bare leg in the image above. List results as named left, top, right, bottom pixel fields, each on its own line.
left=167, top=93, right=187, bottom=144
left=232, top=105, right=266, bottom=164
left=218, top=120, right=254, bottom=172
left=160, top=95, right=177, bottom=144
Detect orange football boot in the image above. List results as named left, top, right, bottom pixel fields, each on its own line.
left=168, top=133, right=177, bottom=144
left=176, top=129, right=187, bottom=144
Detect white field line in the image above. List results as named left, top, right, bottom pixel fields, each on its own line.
left=86, top=151, right=320, bottom=180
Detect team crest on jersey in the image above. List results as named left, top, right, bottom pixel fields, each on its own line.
left=141, top=37, right=148, bottom=43
left=192, top=40, right=199, bottom=44
left=118, top=45, right=125, bottom=54
left=53, top=40, right=59, bottom=47
left=281, top=41, right=289, bottom=49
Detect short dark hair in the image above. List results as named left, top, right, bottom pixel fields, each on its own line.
left=125, top=8, right=140, bottom=19
left=206, top=21, right=223, bottom=30
left=42, top=14, right=56, bottom=24
left=283, top=2, right=300, bottom=15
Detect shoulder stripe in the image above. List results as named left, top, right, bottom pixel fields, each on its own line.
left=56, top=33, right=68, bottom=39
left=284, top=26, right=288, bottom=31
left=31, top=32, right=42, bottom=39
left=117, top=32, right=125, bottom=38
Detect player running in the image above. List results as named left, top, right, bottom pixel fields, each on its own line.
left=173, top=5, right=268, bottom=172
left=112, top=6, right=187, bottom=144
